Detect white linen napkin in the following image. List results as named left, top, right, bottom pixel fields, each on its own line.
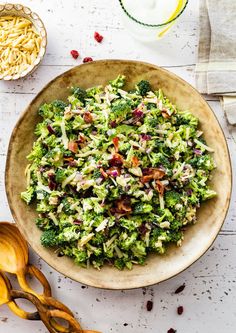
left=195, top=0, right=236, bottom=127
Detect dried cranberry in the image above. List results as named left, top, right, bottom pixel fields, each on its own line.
left=139, top=224, right=147, bottom=236
left=109, top=120, right=117, bottom=128
left=146, top=300, right=153, bottom=311
left=47, top=125, right=55, bottom=134
left=49, top=179, right=57, bottom=191
left=141, top=134, right=151, bottom=141
left=109, top=153, right=124, bottom=167
left=70, top=50, right=79, bottom=59
left=177, top=306, right=184, bottom=315
left=167, top=329, right=176, bottom=333
left=73, top=220, right=82, bottom=225
left=175, top=284, right=185, bottom=294
left=83, top=57, right=93, bottom=63
left=94, top=31, right=104, bottom=43
left=133, top=109, right=143, bottom=118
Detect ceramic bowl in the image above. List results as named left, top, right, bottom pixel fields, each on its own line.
left=5, top=60, right=232, bottom=289
left=0, top=3, right=47, bottom=80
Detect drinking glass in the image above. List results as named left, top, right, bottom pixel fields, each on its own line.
left=119, top=0, right=189, bottom=42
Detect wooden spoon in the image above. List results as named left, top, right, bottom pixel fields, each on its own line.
left=0, top=271, right=101, bottom=333
left=0, top=223, right=72, bottom=314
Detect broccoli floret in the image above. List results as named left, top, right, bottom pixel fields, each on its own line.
left=86, top=86, right=103, bottom=99
left=38, top=100, right=67, bottom=119
left=109, top=75, right=125, bottom=89
left=35, top=217, right=51, bottom=231
left=39, top=103, right=54, bottom=119
left=165, top=191, right=181, bottom=208
left=178, top=112, right=198, bottom=127
left=201, top=188, right=217, bottom=201
left=40, top=229, right=58, bottom=247
left=119, top=232, right=138, bottom=251
left=91, top=233, right=106, bottom=246
left=21, top=187, right=35, bottom=204
left=131, top=240, right=146, bottom=257
left=35, top=122, right=49, bottom=138
left=170, top=219, right=183, bottom=231
left=55, top=168, right=68, bottom=183
left=74, top=250, right=88, bottom=265
left=27, top=142, right=46, bottom=162
left=133, top=203, right=153, bottom=214
left=71, top=87, right=87, bottom=103
left=114, top=258, right=125, bottom=270
left=136, top=80, right=152, bottom=96
left=52, top=100, right=67, bottom=113
left=110, top=100, right=131, bottom=123
left=169, top=230, right=183, bottom=243
left=197, top=155, right=215, bottom=171
left=57, top=226, right=80, bottom=242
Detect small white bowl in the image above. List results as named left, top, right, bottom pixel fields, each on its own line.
left=0, top=3, right=47, bottom=80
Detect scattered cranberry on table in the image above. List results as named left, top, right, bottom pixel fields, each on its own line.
left=70, top=49, right=79, bottom=59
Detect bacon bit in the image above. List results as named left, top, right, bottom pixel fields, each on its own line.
left=131, top=156, right=139, bottom=167
left=64, top=157, right=74, bottom=162
left=83, top=112, right=93, bottom=123
left=94, top=31, right=104, bottom=43
left=161, top=108, right=171, bottom=119
left=70, top=50, right=79, bottom=59
left=175, top=284, right=185, bottom=294
left=155, top=180, right=165, bottom=196
left=112, top=137, right=119, bottom=152
left=141, top=168, right=165, bottom=183
left=111, top=196, right=132, bottom=214
left=100, top=168, right=108, bottom=179
left=109, top=153, right=124, bottom=167
left=83, top=57, right=93, bottom=63
left=107, top=167, right=121, bottom=177
left=146, top=300, right=153, bottom=311
left=77, top=134, right=86, bottom=144
left=68, top=141, right=78, bottom=153
left=177, top=306, right=184, bottom=315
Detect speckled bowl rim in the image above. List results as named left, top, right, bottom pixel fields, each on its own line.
left=0, top=3, right=47, bottom=81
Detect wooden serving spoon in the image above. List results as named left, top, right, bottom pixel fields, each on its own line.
left=0, top=222, right=52, bottom=298
left=0, top=224, right=102, bottom=333
left=0, top=271, right=84, bottom=332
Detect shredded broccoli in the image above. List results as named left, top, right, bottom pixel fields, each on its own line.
left=21, top=74, right=217, bottom=270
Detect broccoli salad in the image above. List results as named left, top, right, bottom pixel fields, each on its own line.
left=21, top=75, right=217, bottom=270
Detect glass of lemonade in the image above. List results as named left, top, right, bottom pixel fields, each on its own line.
left=119, top=0, right=189, bottom=42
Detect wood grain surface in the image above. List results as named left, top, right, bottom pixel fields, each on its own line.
left=0, top=0, right=236, bottom=332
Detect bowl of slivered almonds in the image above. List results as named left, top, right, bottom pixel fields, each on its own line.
left=0, top=3, right=47, bottom=80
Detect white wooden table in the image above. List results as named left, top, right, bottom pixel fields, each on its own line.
left=0, top=1, right=236, bottom=332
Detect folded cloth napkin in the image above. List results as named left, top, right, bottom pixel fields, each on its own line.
left=195, top=0, right=236, bottom=126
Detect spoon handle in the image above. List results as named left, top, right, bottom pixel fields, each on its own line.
left=17, top=264, right=51, bottom=298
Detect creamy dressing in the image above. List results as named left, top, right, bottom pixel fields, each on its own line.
left=122, top=0, right=181, bottom=25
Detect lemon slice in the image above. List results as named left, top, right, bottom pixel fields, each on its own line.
left=158, top=0, right=185, bottom=38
